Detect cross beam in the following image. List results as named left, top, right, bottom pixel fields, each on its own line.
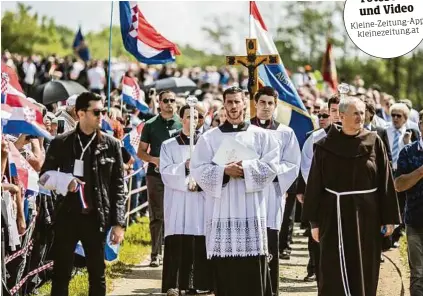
left=226, top=38, right=280, bottom=118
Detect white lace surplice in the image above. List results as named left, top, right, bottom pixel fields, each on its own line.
left=160, top=138, right=205, bottom=237
left=190, top=125, right=279, bottom=258
left=265, top=125, right=301, bottom=230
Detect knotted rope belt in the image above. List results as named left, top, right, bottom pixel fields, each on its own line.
left=325, top=187, right=377, bottom=296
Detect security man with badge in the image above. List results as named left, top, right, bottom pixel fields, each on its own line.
left=41, top=92, right=125, bottom=296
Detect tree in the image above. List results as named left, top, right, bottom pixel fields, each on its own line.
left=201, top=16, right=234, bottom=55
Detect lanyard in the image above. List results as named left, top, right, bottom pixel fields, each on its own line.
left=77, top=133, right=96, bottom=160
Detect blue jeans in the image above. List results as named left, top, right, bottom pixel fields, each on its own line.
left=406, top=225, right=423, bottom=296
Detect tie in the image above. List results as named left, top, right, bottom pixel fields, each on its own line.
left=392, top=129, right=401, bottom=166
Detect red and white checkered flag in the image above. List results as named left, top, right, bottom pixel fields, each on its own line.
left=1, top=72, right=10, bottom=94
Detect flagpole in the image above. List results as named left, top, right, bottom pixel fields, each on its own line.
left=107, top=1, right=114, bottom=112
left=249, top=1, right=252, bottom=38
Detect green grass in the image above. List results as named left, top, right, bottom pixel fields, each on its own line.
left=32, top=217, right=151, bottom=296
left=399, top=235, right=409, bottom=271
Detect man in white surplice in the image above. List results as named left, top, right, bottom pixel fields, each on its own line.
left=160, top=105, right=212, bottom=295
left=250, top=86, right=300, bottom=296
left=191, top=87, right=280, bottom=296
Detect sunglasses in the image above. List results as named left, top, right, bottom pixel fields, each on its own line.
left=391, top=113, right=403, bottom=119
left=317, top=113, right=330, bottom=119
left=85, top=108, right=107, bottom=117
left=162, top=98, right=176, bottom=104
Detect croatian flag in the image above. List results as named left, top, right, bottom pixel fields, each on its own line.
left=9, top=142, right=39, bottom=193
left=119, top=1, right=181, bottom=64
left=249, top=1, right=315, bottom=147
left=101, top=116, right=114, bottom=135
left=123, top=122, right=145, bottom=179
left=1, top=62, right=24, bottom=98
left=2, top=93, right=52, bottom=139
left=75, top=228, right=120, bottom=262
left=1, top=69, right=26, bottom=104
left=1, top=104, right=12, bottom=127
left=121, top=76, right=149, bottom=112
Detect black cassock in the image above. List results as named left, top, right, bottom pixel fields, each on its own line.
left=162, top=235, right=213, bottom=292
left=303, top=125, right=400, bottom=296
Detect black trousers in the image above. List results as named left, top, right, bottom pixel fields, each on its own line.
left=51, top=211, right=106, bottom=296
left=212, top=255, right=272, bottom=296
left=146, top=175, right=165, bottom=258
left=392, top=191, right=406, bottom=244
left=279, top=193, right=296, bottom=252
left=267, top=228, right=279, bottom=296
left=161, top=235, right=212, bottom=292
left=307, top=229, right=320, bottom=281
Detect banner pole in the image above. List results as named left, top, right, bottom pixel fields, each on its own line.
left=107, top=1, right=114, bottom=112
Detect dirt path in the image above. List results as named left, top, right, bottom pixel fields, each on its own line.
left=109, top=226, right=409, bottom=296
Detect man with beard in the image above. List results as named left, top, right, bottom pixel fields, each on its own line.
left=137, top=90, right=182, bottom=267
left=160, top=105, right=212, bottom=295
left=250, top=86, right=300, bottom=296
left=303, top=96, right=400, bottom=296
left=190, top=87, right=280, bottom=296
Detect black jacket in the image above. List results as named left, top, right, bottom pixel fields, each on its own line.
left=41, top=128, right=126, bottom=231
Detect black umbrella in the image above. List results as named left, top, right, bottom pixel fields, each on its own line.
left=145, top=77, right=197, bottom=94
left=32, top=80, right=88, bottom=105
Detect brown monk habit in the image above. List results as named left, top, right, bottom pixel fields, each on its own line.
left=302, top=124, right=400, bottom=296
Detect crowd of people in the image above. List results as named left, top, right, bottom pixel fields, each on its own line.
left=1, top=50, right=423, bottom=296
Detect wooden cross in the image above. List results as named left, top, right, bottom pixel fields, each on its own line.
left=226, top=38, right=280, bottom=118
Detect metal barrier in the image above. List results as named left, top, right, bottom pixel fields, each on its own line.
left=124, top=175, right=148, bottom=227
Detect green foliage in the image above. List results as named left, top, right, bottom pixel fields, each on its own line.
left=176, top=44, right=225, bottom=68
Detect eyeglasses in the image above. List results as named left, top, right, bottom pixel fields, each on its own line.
left=391, top=113, right=403, bottom=119
left=162, top=98, right=176, bottom=104
left=317, top=113, right=330, bottom=119
left=84, top=108, right=107, bottom=117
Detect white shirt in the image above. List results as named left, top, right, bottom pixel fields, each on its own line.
left=87, top=66, right=106, bottom=90
left=70, top=61, right=84, bottom=80
left=386, top=125, right=407, bottom=170
left=160, top=137, right=205, bottom=237
left=191, top=124, right=279, bottom=258
left=23, top=62, right=37, bottom=85
left=301, top=128, right=328, bottom=184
